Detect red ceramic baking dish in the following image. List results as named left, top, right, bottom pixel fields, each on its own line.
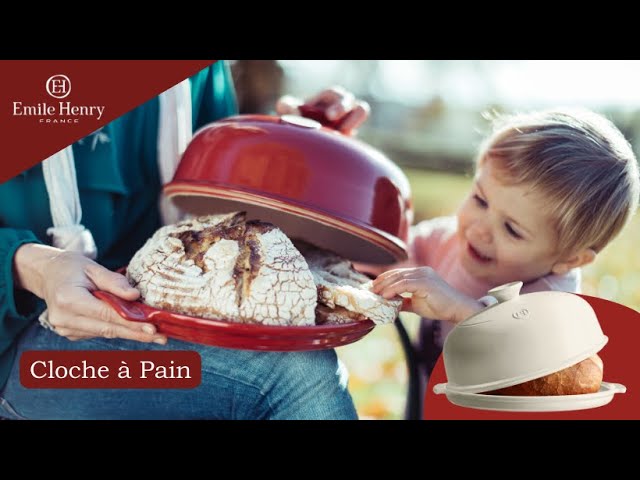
left=97, top=112, right=412, bottom=351
left=165, top=114, right=413, bottom=264
left=94, top=290, right=375, bottom=351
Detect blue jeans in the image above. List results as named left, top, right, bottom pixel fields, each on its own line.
left=0, top=322, right=357, bottom=420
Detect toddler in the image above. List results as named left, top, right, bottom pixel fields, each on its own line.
left=372, top=108, right=640, bottom=380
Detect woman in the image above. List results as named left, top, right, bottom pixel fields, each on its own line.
left=0, top=61, right=370, bottom=419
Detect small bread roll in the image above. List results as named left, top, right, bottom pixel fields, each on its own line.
left=487, top=354, right=603, bottom=396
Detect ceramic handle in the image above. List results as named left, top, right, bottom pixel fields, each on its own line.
left=92, top=290, right=152, bottom=322
left=487, top=281, right=523, bottom=304
left=433, top=383, right=448, bottom=395
left=609, top=383, right=627, bottom=394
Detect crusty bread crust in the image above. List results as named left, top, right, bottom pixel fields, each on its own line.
left=127, top=213, right=402, bottom=327
left=127, top=213, right=317, bottom=326
left=486, top=354, right=603, bottom=396
left=295, top=241, right=402, bottom=325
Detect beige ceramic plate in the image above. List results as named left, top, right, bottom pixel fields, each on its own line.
left=433, top=381, right=626, bottom=412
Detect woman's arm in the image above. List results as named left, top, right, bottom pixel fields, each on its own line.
left=193, top=60, right=239, bottom=129
left=11, top=241, right=166, bottom=343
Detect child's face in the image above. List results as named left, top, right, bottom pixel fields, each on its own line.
left=457, top=156, right=561, bottom=285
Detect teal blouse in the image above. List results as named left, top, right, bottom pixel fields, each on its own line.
left=0, top=61, right=238, bottom=388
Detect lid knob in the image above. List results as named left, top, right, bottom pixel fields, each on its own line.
left=280, top=114, right=322, bottom=130
left=487, top=281, right=523, bottom=304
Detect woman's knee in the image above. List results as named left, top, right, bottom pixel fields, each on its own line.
left=262, top=350, right=357, bottom=420
left=281, top=350, right=349, bottom=388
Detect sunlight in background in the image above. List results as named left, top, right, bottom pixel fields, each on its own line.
left=280, top=60, right=640, bottom=109
left=489, top=61, right=640, bottom=108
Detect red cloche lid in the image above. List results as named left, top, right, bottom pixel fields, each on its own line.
left=165, top=114, right=413, bottom=264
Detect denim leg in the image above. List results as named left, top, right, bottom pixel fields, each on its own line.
left=252, top=351, right=357, bottom=420
left=0, top=322, right=357, bottom=420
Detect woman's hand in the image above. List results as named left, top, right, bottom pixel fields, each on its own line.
left=276, top=86, right=370, bottom=135
left=371, top=267, right=484, bottom=324
left=14, top=244, right=166, bottom=343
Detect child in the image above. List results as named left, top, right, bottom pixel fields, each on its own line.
left=371, top=108, right=640, bottom=381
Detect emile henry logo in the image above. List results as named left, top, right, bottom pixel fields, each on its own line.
left=12, top=74, right=105, bottom=124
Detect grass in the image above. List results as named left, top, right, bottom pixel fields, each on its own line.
left=337, top=167, right=640, bottom=420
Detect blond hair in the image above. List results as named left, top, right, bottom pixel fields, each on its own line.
left=477, top=108, right=639, bottom=255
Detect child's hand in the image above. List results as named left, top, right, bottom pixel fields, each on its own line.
left=372, top=267, right=484, bottom=324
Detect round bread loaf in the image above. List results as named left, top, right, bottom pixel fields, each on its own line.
left=127, top=212, right=317, bottom=326
left=487, top=354, right=603, bottom=396
left=127, top=212, right=402, bottom=327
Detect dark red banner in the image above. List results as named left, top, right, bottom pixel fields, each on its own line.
left=20, top=350, right=201, bottom=389
left=1, top=60, right=215, bottom=182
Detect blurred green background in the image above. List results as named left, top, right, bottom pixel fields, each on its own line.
left=231, top=61, right=640, bottom=419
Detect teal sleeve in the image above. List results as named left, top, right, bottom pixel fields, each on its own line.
left=0, top=228, right=45, bottom=388
left=194, top=60, right=239, bottom=130
left=0, top=228, right=44, bottom=320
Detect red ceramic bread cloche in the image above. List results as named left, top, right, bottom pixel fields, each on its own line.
left=165, top=114, right=413, bottom=264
